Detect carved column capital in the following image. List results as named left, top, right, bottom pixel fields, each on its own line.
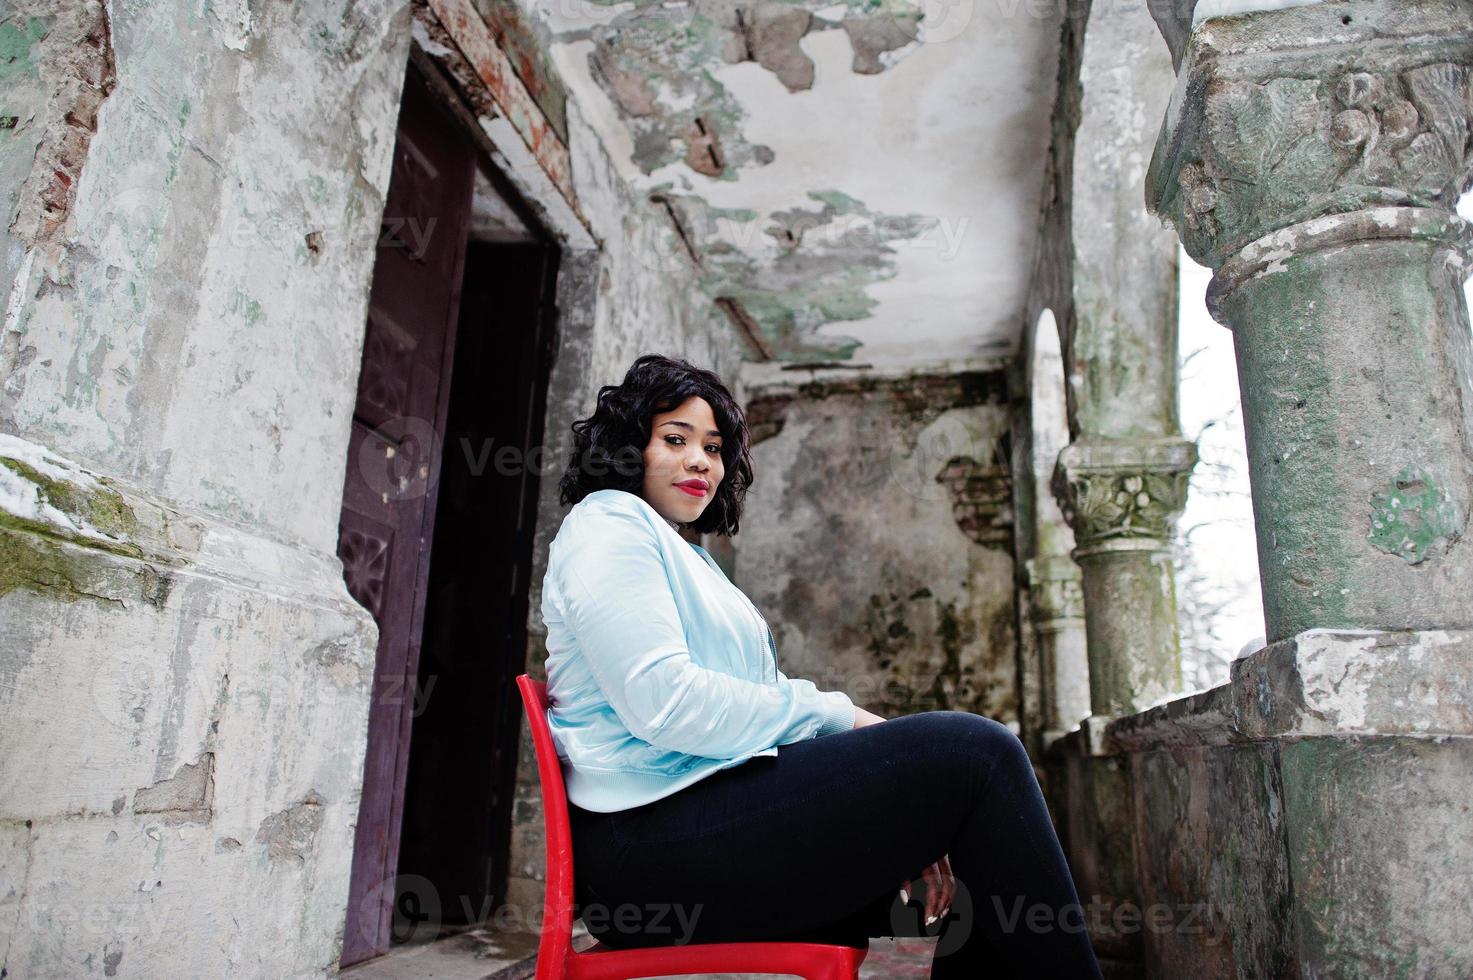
left=1147, top=0, right=1473, bottom=272
left=1052, top=438, right=1197, bottom=558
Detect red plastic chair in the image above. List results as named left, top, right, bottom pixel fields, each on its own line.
left=516, top=674, right=869, bottom=980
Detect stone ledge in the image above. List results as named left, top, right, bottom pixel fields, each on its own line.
left=0, top=432, right=364, bottom=610
left=1045, top=713, right=1119, bottom=759
left=1232, top=628, right=1473, bottom=739
left=1052, top=629, right=1473, bottom=756
left=1106, top=682, right=1238, bottom=752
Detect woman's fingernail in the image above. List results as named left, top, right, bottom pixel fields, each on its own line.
left=940, top=906, right=950, bottom=919
left=900, top=888, right=909, bottom=906
left=926, top=914, right=938, bottom=926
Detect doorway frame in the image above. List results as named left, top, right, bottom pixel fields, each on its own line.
left=339, top=33, right=588, bottom=964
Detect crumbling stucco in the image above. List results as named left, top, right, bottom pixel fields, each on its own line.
left=585, top=0, right=773, bottom=178
left=3, top=0, right=116, bottom=248
left=1, top=0, right=415, bottom=555
left=737, top=369, right=1021, bottom=722
left=663, top=189, right=939, bottom=363
left=254, top=791, right=325, bottom=864
left=841, top=11, right=921, bottom=74
left=580, top=0, right=932, bottom=176
left=132, top=752, right=214, bottom=823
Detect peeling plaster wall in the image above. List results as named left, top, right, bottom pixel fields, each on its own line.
left=0, top=0, right=754, bottom=963
left=0, top=516, right=376, bottom=978
left=733, top=371, right=1021, bottom=725
left=0, top=0, right=414, bottom=975
left=1, top=0, right=411, bottom=553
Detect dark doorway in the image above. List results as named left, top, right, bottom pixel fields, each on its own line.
left=337, top=59, right=558, bottom=966
left=395, top=240, right=559, bottom=927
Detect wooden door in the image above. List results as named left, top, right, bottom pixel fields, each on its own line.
left=336, top=65, right=476, bottom=967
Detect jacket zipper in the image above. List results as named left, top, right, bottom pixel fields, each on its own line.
left=755, top=607, right=777, bottom=683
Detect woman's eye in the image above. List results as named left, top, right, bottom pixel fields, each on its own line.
left=663, top=433, right=720, bottom=454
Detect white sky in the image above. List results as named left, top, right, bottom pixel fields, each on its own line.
left=1176, top=247, right=1266, bottom=678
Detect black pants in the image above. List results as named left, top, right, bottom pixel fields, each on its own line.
left=567, top=710, right=1103, bottom=978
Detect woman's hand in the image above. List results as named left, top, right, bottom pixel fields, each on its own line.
left=900, top=854, right=955, bottom=926
left=851, top=706, right=887, bottom=729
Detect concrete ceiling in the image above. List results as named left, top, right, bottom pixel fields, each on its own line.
left=530, top=0, right=1063, bottom=371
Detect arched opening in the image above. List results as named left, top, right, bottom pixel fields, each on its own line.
left=1030, top=309, right=1073, bottom=547
left=1175, top=245, right=1266, bottom=692
left=1027, top=309, right=1089, bottom=736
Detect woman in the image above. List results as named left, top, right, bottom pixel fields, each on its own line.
left=540, top=353, right=1103, bottom=978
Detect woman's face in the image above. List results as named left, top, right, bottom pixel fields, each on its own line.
left=641, top=395, right=726, bottom=527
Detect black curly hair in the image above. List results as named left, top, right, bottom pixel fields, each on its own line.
left=558, top=353, right=755, bottom=536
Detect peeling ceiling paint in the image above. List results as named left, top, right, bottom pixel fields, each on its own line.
left=528, top=0, right=1063, bottom=369
left=663, top=187, right=937, bottom=361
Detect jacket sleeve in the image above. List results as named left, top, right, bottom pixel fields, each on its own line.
left=552, top=504, right=855, bottom=758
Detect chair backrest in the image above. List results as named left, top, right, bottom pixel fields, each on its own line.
left=516, top=674, right=577, bottom=979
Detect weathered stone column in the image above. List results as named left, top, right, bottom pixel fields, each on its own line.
left=1131, top=2, right=1473, bottom=974
left=1054, top=438, right=1195, bottom=715
left=1026, top=553, right=1090, bottom=740
left=1034, top=6, right=1196, bottom=975
left=1050, top=0, right=1196, bottom=719
left=1147, top=0, right=1473, bottom=643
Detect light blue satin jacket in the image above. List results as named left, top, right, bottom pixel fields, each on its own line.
left=541, top=488, right=856, bottom=813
